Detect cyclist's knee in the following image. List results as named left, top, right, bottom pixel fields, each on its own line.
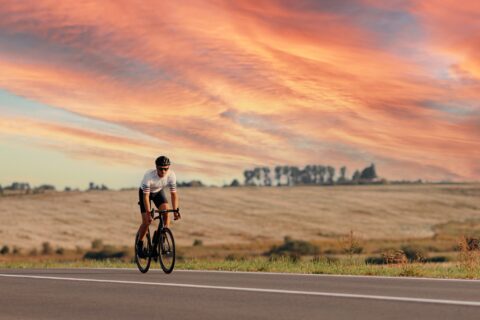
left=142, top=214, right=152, bottom=226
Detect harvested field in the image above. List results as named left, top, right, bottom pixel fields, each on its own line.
left=0, top=184, right=479, bottom=250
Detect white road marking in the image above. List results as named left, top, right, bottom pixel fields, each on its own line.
left=84, top=267, right=480, bottom=283
left=1, top=273, right=480, bottom=307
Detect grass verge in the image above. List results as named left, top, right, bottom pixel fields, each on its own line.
left=1, top=257, right=480, bottom=279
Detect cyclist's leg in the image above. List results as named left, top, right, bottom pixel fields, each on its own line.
left=152, top=190, right=170, bottom=228
left=137, top=188, right=152, bottom=241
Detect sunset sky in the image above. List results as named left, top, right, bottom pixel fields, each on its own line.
left=0, top=0, right=479, bottom=189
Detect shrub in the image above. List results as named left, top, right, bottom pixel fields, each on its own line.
left=365, top=256, right=385, bottom=265
left=381, top=250, right=407, bottom=264
left=41, top=242, right=53, bottom=255
left=265, top=236, right=319, bottom=257
left=341, top=230, right=363, bottom=256
left=55, top=247, right=65, bottom=255
left=0, top=245, right=9, bottom=255
left=12, top=246, right=21, bottom=255
left=225, top=254, right=244, bottom=261
left=91, top=239, right=103, bottom=250
left=29, top=248, right=38, bottom=256
left=457, top=236, right=480, bottom=277
left=425, top=256, right=450, bottom=263
left=400, top=245, right=427, bottom=262
left=193, top=239, right=203, bottom=247
left=323, top=248, right=341, bottom=255
left=83, top=245, right=128, bottom=260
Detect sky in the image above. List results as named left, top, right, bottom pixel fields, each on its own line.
left=0, top=0, right=479, bottom=189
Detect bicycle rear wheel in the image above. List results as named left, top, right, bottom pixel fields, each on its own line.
left=135, top=229, right=152, bottom=273
left=158, top=228, right=175, bottom=274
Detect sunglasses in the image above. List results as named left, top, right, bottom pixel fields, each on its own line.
left=157, top=167, right=169, bottom=172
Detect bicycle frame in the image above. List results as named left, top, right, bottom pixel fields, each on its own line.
left=149, top=208, right=178, bottom=246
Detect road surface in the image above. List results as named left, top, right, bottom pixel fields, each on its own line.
left=1, top=268, right=480, bottom=319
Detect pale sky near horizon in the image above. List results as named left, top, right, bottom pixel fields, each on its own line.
left=0, top=0, right=479, bottom=189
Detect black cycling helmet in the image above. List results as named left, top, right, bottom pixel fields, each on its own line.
left=155, top=156, right=170, bottom=167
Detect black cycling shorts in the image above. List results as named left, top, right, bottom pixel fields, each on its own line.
left=138, top=188, right=168, bottom=213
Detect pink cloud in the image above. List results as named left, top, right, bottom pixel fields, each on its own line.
left=0, top=0, right=478, bottom=182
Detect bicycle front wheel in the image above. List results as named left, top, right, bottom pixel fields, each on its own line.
left=158, top=228, right=175, bottom=274
left=135, top=230, right=152, bottom=273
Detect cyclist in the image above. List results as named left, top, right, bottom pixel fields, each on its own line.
left=136, top=156, right=180, bottom=255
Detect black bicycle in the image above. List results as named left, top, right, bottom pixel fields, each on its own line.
left=135, top=209, right=178, bottom=274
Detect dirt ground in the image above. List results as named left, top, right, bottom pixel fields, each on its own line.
left=1, top=184, right=479, bottom=250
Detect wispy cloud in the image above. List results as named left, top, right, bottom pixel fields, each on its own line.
left=0, top=0, right=478, bottom=184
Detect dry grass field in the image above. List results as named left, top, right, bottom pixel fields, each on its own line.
left=1, top=183, right=479, bottom=251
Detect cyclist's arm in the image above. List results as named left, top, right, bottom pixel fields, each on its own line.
left=168, top=172, right=178, bottom=211
left=143, top=192, right=151, bottom=213
left=171, top=192, right=179, bottom=211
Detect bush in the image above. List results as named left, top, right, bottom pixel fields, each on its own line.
left=55, top=247, right=65, bottom=255
left=425, top=256, right=450, bottom=263
left=400, top=245, right=427, bottom=262
left=265, top=236, right=319, bottom=257
left=381, top=250, right=407, bottom=264
left=0, top=245, right=9, bottom=255
left=225, top=254, right=245, bottom=261
left=193, top=239, right=203, bottom=247
left=91, top=239, right=103, bottom=250
left=83, top=245, right=128, bottom=260
left=341, top=230, right=363, bottom=255
left=365, top=256, right=385, bottom=265
left=41, top=242, right=53, bottom=255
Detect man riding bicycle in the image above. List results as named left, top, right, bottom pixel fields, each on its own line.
left=137, top=156, right=180, bottom=255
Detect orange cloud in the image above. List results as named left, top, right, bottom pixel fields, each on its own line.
left=0, top=0, right=479, bottom=182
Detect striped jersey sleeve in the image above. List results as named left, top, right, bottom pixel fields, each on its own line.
left=168, top=171, right=177, bottom=193
left=140, top=171, right=151, bottom=193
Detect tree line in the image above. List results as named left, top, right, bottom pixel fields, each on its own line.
left=241, top=163, right=379, bottom=186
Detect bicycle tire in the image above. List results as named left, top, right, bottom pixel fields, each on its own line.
left=158, top=228, right=175, bottom=274
left=135, top=229, right=152, bottom=273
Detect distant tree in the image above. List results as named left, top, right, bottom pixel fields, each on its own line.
left=360, top=163, right=377, bottom=181
left=262, top=167, right=272, bottom=186
left=311, top=166, right=318, bottom=184
left=318, top=166, right=326, bottom=184
left=326, top=166, right=335, bottom=184
left=253, top=167, right=262, bottom=185
left=337, top=166, right=347, bottom=184
left=274, top=166, right=282, bottom=186
left=8, top=182, right=30, bottom=191
left=352, top=170, right=361, bottom=183
left=243, top=170, right=255, bottom=186
left=282, top=166, right=291, bottom=186
left=34, top=184, right=56, bottom=193
left=230, top=179, right=240, bottom=187
left=290, top=166, right=300, bottom=185
left=302, top=165, right=312, bottom=184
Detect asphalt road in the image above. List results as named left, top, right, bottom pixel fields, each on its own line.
left=1, top=268, right=480, bottom=320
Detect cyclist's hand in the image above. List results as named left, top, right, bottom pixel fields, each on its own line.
left=174, top=210, right=181, bottom=220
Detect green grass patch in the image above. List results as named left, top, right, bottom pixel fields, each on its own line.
left=2, top=257, right=480, bottom=279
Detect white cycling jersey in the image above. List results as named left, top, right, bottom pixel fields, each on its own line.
left=140, top=169, right=177, bottom=194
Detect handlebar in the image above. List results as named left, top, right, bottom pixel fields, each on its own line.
left=150, top=208, right=180, bottom=219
